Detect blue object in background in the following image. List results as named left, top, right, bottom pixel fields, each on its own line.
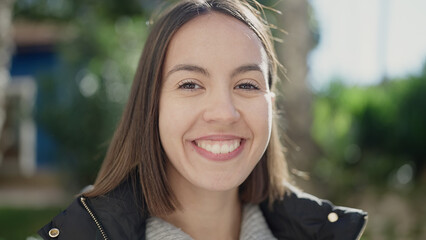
left=9, top=44, right=60, bottom=169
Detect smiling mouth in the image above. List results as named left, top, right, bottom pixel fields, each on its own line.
left=193, top=139, right=242, bottom=154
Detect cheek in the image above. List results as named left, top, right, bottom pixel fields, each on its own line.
left=159, top=97, right=179, bottom=151
left=245, top=97, right=273, bottom=136
left=158, top=96, right=197, bottom=149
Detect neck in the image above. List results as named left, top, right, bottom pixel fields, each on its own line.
left=160, top=168, right=242, bottom=240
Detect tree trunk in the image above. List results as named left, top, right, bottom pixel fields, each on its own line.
left=0, top=0, right=15, bottom=161
left=276, top=0, right=320, bottom=190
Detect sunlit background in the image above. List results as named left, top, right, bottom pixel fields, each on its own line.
left=0, top=0, right=425, bottom=239
left=310, top=0, right=426, bottom=88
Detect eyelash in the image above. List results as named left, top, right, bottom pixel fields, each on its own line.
left=177, top=80, right=201, bottom=90
left=177, top=80, right=260, bottom=91
left=235, top=80, right=260, bottom=90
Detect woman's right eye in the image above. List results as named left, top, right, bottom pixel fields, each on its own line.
left=177, top=80, right=202, bottom=90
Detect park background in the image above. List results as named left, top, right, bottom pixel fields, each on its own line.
left=0, top=0, right=425, bottom=239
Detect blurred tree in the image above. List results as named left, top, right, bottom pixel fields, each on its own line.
left=13, top=0, right=152, bottom=21
left=273, top=0, right=320, bottom=189
left=13, top=0, right=150, bottom=188
left=0, top=0, right=15, bottom=167
left=40, top=16, right=148, bottom=187
left=312, top=69, right=426, bottom=198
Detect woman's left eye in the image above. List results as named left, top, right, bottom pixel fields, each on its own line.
left=177, top=80, right=202, bottom=90
left=235, top=81, right=260, bottom=90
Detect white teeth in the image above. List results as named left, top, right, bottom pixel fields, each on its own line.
left=205, top=144, right=212, bottom=152
left=221, top=144, right=229, bottom=153
left=212, top=144, right=220, bottom=153
left=196, top=139, right=241, bottom=154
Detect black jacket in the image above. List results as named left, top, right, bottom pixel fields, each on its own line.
left=38, top=181, right=367, bottom=240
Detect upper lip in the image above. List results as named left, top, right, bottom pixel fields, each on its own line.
left=191, top=134, right=246, bottom=141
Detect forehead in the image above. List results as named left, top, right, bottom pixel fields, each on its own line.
left=175, top=12, right=260, bottom=42
left=164, top=12, right=267, bottom=71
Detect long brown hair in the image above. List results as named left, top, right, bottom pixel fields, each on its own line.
left=85, top=0, right=288, bottom=216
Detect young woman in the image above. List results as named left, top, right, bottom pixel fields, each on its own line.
left=39, top=0, right=367, bottom=239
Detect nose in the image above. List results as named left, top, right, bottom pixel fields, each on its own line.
left=202, top=90, right=240, bottom=124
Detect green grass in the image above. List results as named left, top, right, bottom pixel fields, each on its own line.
left=0, top=207, right=64, bottom=240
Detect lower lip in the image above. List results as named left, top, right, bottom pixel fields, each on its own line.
left=191, top=140, right=245, bottom=162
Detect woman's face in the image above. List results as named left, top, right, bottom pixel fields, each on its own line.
left=159, top=12, right=273, bottom=192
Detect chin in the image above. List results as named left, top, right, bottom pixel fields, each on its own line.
left=190, top=173, right=246, bottom=193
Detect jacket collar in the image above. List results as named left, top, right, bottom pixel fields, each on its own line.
left=88, top=180, right=367, bottom=239
left=259, top=184, right=367, bottom=239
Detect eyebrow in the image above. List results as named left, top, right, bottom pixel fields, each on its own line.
left=230, top=64, right=263, bottom=78
left=165, top=64, right=209, bottom=79
left=165, top=63, right=264, bottom=79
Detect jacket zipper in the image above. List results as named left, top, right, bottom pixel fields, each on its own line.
left=356, top=215, right=368, bottom=240
left=80, top=196, right=109, bottom=240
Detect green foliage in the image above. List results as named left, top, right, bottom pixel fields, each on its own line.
left=13, top=0, right=150, bottom=21
left=312, top=72, right=426, bottom=197
left=0, top=207, right=63, bottom=240
left=33, top=9, right=149, bottom=188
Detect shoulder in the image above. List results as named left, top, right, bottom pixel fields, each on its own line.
left=260, top=185, right=367, bottom=240
left=38, top=197, right=100, bottom=240
left=38, top=180, right=147, bottom=240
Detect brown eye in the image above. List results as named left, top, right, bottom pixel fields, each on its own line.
left=235, top=81, right=260, bottom=90
left=178, top=80, right=202, bottom=90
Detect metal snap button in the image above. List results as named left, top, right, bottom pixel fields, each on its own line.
left=48, top=228, right=60, bottom=238
left=327, top=212, right=339, bottom=222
